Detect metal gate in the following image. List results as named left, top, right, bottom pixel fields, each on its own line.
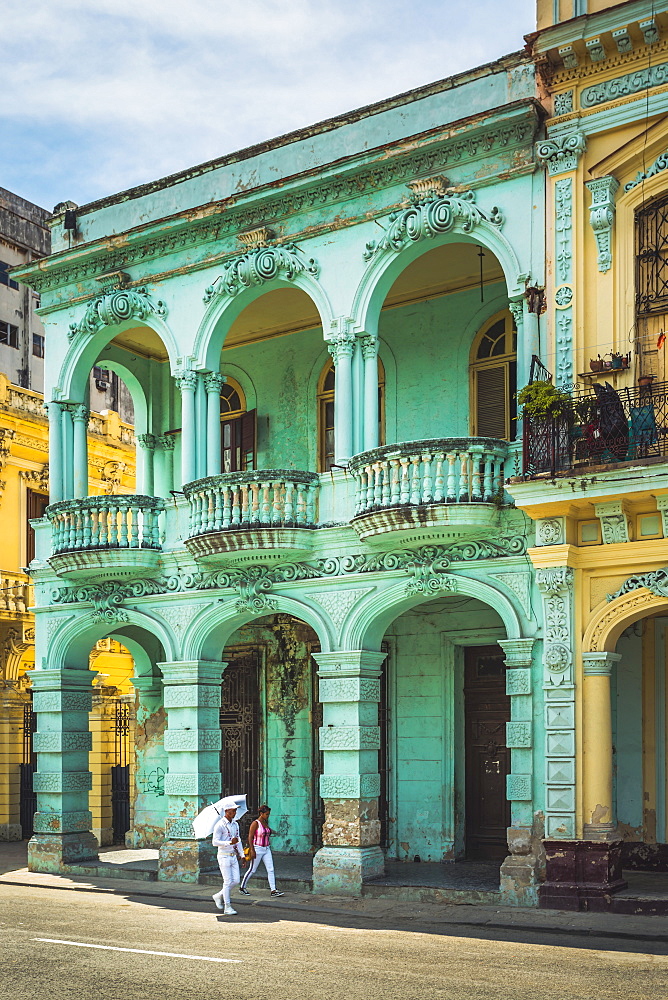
left=111, top=700, right=131, bottom=844
left=311, top=642, right=324, bottom=846
left=19, top=701, right=37, bottom=839
left=220, top=647, right=261, bottom=841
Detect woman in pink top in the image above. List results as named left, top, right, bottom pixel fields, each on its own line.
left=239, top=804, right=284, bottom=897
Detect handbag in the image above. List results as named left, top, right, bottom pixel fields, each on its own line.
left=243, top=845, right=252, bottom=860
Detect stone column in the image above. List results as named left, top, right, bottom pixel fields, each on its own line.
left=361, top=336, right=379, bottom=451
left=0, top=683, right=25, bottom=841
left=71, top=405, right=89, bottom=499
left=128, top=673, right=167, bottom=848
left=498, top=637, right=540, bottom=905
left=47, top=401, right=64, bottom=503
left=154, top=434, right=175, bottom=498
left=205, top=372, right=226, bottom=477
left=61, top=404, right=74, bottom=500
left=328, top=333, right=355, bottom=466
left=195, top=373, right=207, bottom=480
left=176, top=372, right=198, bottom=487
left=312, top=650, right=385, bottom=895
left=136, top=434, right=157, bottom=496
left=27, top=667, right=97, bottom=872
left=157, top=660, right=223, bottom=882
left=582, top=651, right=621, bottom=841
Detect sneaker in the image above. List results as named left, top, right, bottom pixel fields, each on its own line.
left=212, top=894, right=224, bottom=911
left=270, top=890, right=284, bottom=897
left=223, top=906, right=237, bottom=915
left=238, top=886, right=250, bottom=895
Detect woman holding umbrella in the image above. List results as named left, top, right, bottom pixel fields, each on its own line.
left=211, top=797, right=247, bottom=915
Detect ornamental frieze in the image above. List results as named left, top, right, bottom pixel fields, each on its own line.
left=68, top=285, right=167, bottom=341
left=581, top=61, right=668, bottom=109
left=204, top=241, right=319, bottom=301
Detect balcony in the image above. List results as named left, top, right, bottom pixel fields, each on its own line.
left=46, top=496, right=165, bottom=580
left=522, top=381, right=668, bottom=478
left=183, top=471, right=320, bottom=565
left=348, top=438, right=508, bottom=545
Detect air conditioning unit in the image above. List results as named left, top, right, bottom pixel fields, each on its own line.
left=95, top=379, right=110, bottom=391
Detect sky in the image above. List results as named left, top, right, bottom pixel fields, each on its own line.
left=1, top=0, right=536, bottom=213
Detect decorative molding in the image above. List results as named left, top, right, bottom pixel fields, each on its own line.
left=544, top=685, right=576, bottom=839
left=554, top=177, right=573, bottom=385
left=68, top=285, right=167, bottom=341
left=581, top=60, right=668, bottom=109
left=585, top=176, right=619, bottom=273
left=640, top=17, right=660, bottom=46
left=311, top=589, right=371, bottom=633
left=594, top=500, right=630, bottom=544
left=506, top=774, right=532, bottom=800
left=319, top=725, right=380, bottom=751
left=536, top=566, right=574, bottom=686
left=625, top=147, right=668, bottom=192
left=492, top=572, right=531, bottom=618
left=320, top=773, right=381, bottom=798
left=585, top=37, right=607, bottom=63
left=608, top=567, right=668, bottom=601
left=582, top=651, right=621, bottom=676
left=506, top=721, right=532, bottom=748
left=612, top=28, right=633, bottom=55
left=203, top=243, right=319, bottom=301
left=553, top=90, right=574, bottom=116
left=157, top=604, right=204, bottom=633
left=536, top=131, right=586, bottom=176
left=319, top=677, right=381, bottom=703
left=535, top=517, right=565, bottom=546
left=20, top=464, right=49, bottom=494
left=363, top=186, right=503, bottom=261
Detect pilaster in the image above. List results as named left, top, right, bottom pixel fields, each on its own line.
left=157, top=659, right=223, bottom=882
left=312, top=649, right=386, bottom=894
left=127, top=674, right=167, bottom=848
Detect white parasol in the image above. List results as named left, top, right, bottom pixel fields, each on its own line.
left=192, top=794, right=248, bottom=839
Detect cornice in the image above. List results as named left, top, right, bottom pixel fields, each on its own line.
left=15, top=103, right=543, bottom=297
left=551, top=35, right=668, bottom=86
left=532, top=0, right=664, bottom=54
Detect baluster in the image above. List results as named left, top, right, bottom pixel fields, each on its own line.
left=52, top=515, right=60, bottom=553
left=109, top=504, right=119, bottom=546
left=82, top=506, right=92, bottom=548
left=446, top=452, right=457, bottom=502
left=389, top=458, right=401, bottom=505
left=0, top=579, right=7, bottom=612
left=222, top=486, right=232, bottom=529
left=6, top=582, right=15, bottom=613
left=293, top=483, right=304, bottom=525
left=305, top=483, right=316, bottom=525
left=273, top=482, right=284, bottom=525
left=354, top=469, right=364, bottom=514
left=399, top=459, right=411, bottom=505
left=371, top=463, right=381, bottom=507
left=260, top=483, right=271, bottom=525
left=458, top=452, right=469, bottom=503
left=239, top=485, right=250, bottom=526
left=483, top=453, right=494, bottom=502
left=119, top=504, right=130, bottom=546
left=213, top=487, right=223, bottom=531
left=284, top=481, right=295, bottom=525
left=16, top=583, right=26, bottom=614
left=208, top=491, right=217, bottom=532
left=470, top=449, right=482, bottom=502
left=381, top=460, right=392, bottom=507
left=231, top=488, right=241, bottom=527
left=365, top=465, right=374, bottom=511
left=422, top=452, right=433, bottom=504
left=433, top=452, right=445, bottom=503
left=129, top=503, right=139, bottom=547
left=409, top=455, right=421, bottom=505
left=151, top=505, right=161, bottom=548
left=68, top=511, right=77, bottom=550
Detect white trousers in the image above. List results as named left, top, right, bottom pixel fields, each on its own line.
left=241, top=846, right=276, bottom=891
left=216, top=853, right=241, bottom=906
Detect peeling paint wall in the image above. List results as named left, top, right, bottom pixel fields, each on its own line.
left=128, top=687, right=167, bottom=848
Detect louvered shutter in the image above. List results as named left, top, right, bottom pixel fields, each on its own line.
left=474, top=364, right=508, bottom=439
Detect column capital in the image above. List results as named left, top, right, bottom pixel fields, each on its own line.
left=136, top=433, right=157, bottom=450
left=498, top=637, right=535, bottom=669
left=508, top=298, right=524, bottom=326
left=71, top=404, right=89, bottom=423
left=360, top=335, right=378, bottom=361
left=158, top=659, right=225, bottom=685
left=583, top=651, right=621, bottom=676
left=175, top=370, right=198, bottom=392
left=312, top=650, right=386, bottom=677
left=155, top=433, right=175, bottom=451
left=536, top=129, right=586, bottom=175
left=27, top=667, right=95, bottom=691
left=204, top=371, right=226, bottom=393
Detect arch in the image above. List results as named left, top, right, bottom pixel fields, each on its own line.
left=584, top=589, right=668, bottom=653
left=352, top=222, right=524, bottom=341
left=218, top=363, right=257, bottom=413
left=343, top=573, right=524, bottom=651
left=194, top=273, right=335, bottom=373
left=49, top=608, right=178, bottom=671
left=58, top=314, right=180, bottom=403
left=91, top=350, right=149, bottom=436
left=183, top=594, right=334, bottom=661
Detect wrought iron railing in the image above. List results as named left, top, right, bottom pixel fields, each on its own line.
left=522, top=381, right=668, bottom=476
left=184, top=471, right=320, bottom=536
left=348, top=438, right=509, bottom=515
left=47, top=496, right=165, bottom=553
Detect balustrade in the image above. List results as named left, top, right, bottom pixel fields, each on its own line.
left=184, top=471, right=320, bottom=536
left=0, top=571, right=32, bottom=613
left=349, top=438, right=508, bottom=515
left=47, top=496, right=165, bottom=554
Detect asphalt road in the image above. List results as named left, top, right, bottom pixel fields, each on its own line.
left=2, top=884, right=667, bottom=1000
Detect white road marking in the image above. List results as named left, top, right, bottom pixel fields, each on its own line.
left=33, top=938, right=241, bottom=963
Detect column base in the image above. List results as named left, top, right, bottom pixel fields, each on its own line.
left=312, top=846, right=385, bottom=896
left=0, top=824, right=23, bottom=842
left=158, top=838, right=217, bottom=883
left=539, top=839, right=627, bottom=911
left=28, top=831, right=99, bottom=872
left=500, top=854, right=540, bottom=906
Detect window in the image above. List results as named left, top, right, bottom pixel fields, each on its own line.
left=635, top=194, right=668, bottom=381
left=26, top=489, right=49, bottom=565
left=0, top=321, right=19, bottom=348
left=220, top=378, right=256, bottom=472
left=32, top=333, right=44, bottom=358
left=317, top=357, right=385, bottom=472
left=470, top=310, right=517, bottom=441
left=0, top=262, right=19, bottom=291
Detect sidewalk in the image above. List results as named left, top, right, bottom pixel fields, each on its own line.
left=1, top=842, right=667, bottom=944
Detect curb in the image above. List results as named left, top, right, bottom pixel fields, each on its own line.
left=2, top=875, right=668, bottom=943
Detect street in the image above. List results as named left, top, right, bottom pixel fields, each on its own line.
left=1, top=883, right=667, bottom=1000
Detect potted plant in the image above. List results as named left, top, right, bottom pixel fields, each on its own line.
left=517, top=380, right=574, bottom=420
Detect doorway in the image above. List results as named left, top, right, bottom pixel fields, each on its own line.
left=464, top=645, right=510, bottom=859
left=220, top=645, right=262, bottom=841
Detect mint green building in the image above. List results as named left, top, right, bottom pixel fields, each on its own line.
left=15, top=51, right=547, bottom=902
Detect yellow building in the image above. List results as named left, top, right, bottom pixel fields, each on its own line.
left=508, top=1, right=668, bottom=908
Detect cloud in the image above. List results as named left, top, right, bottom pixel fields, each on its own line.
left=1, top=0, right=534, bottom=208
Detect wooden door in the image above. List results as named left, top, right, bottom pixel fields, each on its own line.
left=464, top=645, right=510, bottom=859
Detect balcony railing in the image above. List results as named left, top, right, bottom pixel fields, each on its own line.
left=184, top=472, right=320, bottom=537
left=47, top=496, right=165, bottom=554
left=349, top=438, right=509, bottom=515
left=0, top=570, right=32, bottom=614
left=522, top=381, right=668, bottom=477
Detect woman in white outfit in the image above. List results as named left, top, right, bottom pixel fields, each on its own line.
left=212, top=803, right=247, bottom=914
left=239, top=804, right=283, bottom=897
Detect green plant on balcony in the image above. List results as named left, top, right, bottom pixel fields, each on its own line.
left=517, top=381, right=573, bottom=420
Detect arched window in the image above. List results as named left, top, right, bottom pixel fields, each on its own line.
left=470, top=310, right=517, bottom=441
left=220, top=376, right=256, bottom=472
left=317, top=359, right=385, bottom=472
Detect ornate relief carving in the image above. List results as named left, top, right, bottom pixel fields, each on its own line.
left=553, top=90, right=574, bottom=116
left=204, top=243, right=319, bottom=300
left=164, top=773, right=220, bottom=796
left=590, top=590, right=657, bottom=652
left=33, top=690, right=92, bottom=713
left=536, top=131, right=586, bottom=175
left=626, top=148, right=668, bottom=192
left=311, top=589, right=371, bottom=632
left=506, top=669, right=531, bottom=695
left=33, top=772, right=92, bottom=792
left=583, top=61, right=668, bottom=109
left=20, top=465, right=49, bottom=493
left=506, top=774, right=532, bottom=800
left=536, top=567, right=574, bottom=685
left=319, top=725, right=380, bottom=750
left=536, top=517, right=564, bottom=546
left=608, top=567, right=668, bottom=601
left=554, top=177, right=574, bottom=385
left=363, top=186, right=503, bottom=261
left=157, top=604, right=203, bottom=634
left=68, top=285, right=167, bottom=341
left=594, top=500, right=630, bottom=544
left=163, top=729, right=221, bottom=751
left=506, top=722, right=532, bottom=748
left=586, top=176, right=619, bottom=273
left=320, top=774, right=381, bottom=798
left=319, top=677, right=381, bottom=703
left=163, top=686, right=221, bottom=709
left=33, top=732, right=92, bottom=752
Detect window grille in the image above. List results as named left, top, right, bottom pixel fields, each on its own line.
left=636, top=193, right=668, bottom=317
